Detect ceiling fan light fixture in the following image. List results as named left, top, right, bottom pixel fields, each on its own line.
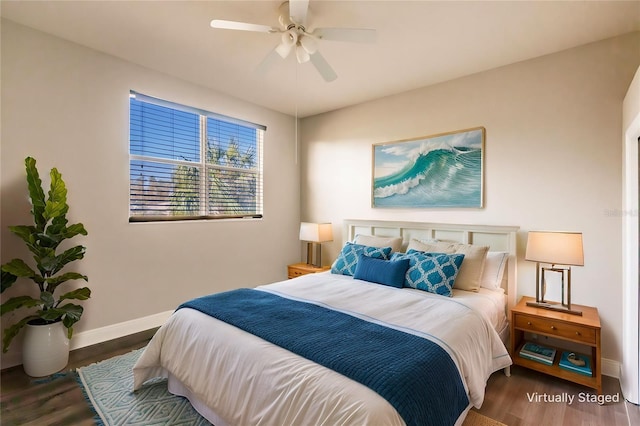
left=299, top=34, right=318, bottom=54
left=276, top=30, right=298, bottom=58
left=295, top=44, right=311, bottom=63
left=276, top=42, right=292, bottom=59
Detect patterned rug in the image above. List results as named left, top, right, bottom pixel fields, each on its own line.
left=76, top=348, right=505, bottom=426
left=77, top=348, right=211, bottom=425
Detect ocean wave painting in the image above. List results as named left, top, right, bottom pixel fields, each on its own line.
left=372, top=127, right=484, bottom=208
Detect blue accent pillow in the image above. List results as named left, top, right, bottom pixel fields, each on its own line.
left=406, top=249, right=447, bottom=256
left=353, top=254, right=410, bottom=288
left=391, top=252, right=465, bottom=297
left=331, top=242, right=393, bottom=276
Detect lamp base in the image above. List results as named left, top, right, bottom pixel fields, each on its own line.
left=306, top=242, right=314, bottom=266
left=526, top=300, right=583, bottom=316
left=305, top=242, right=322, bottom=268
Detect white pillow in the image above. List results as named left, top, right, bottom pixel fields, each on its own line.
left=480, top=252, right=508, bottom=290
left=407, top=239, right=455, bottom=254
left=354, top=234, right=403, bottom=253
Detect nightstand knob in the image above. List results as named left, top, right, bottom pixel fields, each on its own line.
left=527, top=321, right=532, bottom=326
left=576, top=331, right=581, bottom=336
left=550, top=326, right=557, bottom=330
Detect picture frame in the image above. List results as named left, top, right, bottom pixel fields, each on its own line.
left=372, top=127, right=485, bottom=208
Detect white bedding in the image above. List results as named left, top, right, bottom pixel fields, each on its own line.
left=133, top=272, right=512, bottom=426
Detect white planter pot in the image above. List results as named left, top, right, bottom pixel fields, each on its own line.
left=22, top=321, right=70, bottom=377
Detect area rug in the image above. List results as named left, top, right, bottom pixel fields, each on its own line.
left=76, top=348, right=505, bottom=426
left=77, top=348, right=211, bottom=425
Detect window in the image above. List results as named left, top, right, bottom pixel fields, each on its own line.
left=129, top=91, right=265, bottom=221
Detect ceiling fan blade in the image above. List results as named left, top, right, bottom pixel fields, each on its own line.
left=289, top=0, right=309, bottom=26
left=256, top=46, right=282, bottom=76
left=210, top=19, right=278, bottom=33
left=311, top=27, right=377, bottom=43
left=309, top=51, right=337, bottom=82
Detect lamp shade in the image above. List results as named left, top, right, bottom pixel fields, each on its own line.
left=299, top=222, right=333, bottom=243
left=525, top=231, right=584, bottom=266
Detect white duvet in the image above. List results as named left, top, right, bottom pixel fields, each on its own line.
left=133, top=272, right=512, bottom=426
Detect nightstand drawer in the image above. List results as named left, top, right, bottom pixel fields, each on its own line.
left=514, top=313, right=596, bottom=345
left=287, top=263, right=331, bottom=279
left=288, top=268, right=307, bottom=279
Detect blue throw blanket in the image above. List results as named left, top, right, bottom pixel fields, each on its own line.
left=178, top=288, right=469, bottom=426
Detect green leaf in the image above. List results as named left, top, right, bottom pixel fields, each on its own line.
left=42, top=223, right=86, bottom=252
left=39, top=308, right=65, bottom=321
left=25, top=157, right=47, bottom=231
left=3, top=315, right=38, bottom=353
left=44, top=168, right=69, bottom=221
left=40, top=291, right=55, bottom=309
left=1, top=259, right=37, bottom=279
left=58, top=287, right=91, bottom=302
left=45, top=273, right=88, bottom=294
left=39, top=245, right=86, bottom=275
left=8, top=225, right=37, bottom=244
left=49, top=214, right=69, bottom=236
left=8, top=226, right=46, bottom=258
left=47, top=221, right=67, bottom=240
left=35, top=231, right=61, bottom=249
left=1, top=271, right=18, bottom=293
left=60, top=303, right=84, bottom=338
left=61, top=223, right=88, bottom=239
left=59, top=303, right=83, bottom=321
left=0, top=296, right=41, bottom=316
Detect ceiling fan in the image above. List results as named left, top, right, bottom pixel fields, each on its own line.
left=210, top=0, right=376, bottom=82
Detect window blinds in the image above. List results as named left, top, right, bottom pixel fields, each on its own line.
left=129, top=92, right=264, bottom=221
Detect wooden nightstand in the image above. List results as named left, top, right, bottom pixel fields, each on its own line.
left=287, top=263, right=331, bottom=279
left=510, top=296, right=602, bottom=393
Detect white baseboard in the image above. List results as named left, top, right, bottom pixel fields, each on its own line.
left=602, top=357, right=621, bottom=379
left=69, top=310, right=173, bottom=350
left=1, top=310, right=173, bottom=370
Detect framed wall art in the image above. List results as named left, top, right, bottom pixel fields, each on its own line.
left=372, top=127, right=485, bottom=208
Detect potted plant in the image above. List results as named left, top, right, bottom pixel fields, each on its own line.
left=1, top=157, right=90, bottom=376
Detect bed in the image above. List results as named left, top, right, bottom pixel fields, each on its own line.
left=133, top=220, right=519, bottom=426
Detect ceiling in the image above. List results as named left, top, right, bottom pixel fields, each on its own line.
left=2, top=1, right=639, bottom=118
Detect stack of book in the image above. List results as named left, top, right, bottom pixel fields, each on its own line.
left=519, top=342, right=556, bottom=365
left=558, top=351, right=592, bottom=376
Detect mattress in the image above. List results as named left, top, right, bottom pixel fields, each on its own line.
left=133, top=272, right=512, bottom=425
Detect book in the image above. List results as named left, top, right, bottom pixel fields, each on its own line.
left=558, top=351, right=592, bottom=376
left=519, top=342, right=556, bottom=365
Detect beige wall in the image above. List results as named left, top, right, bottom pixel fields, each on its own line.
left=1, top=21, right=300, bottom=364
left=300, top=32, right=640, bottom=363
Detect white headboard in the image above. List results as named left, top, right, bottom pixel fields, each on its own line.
left=344, top=219, right=520, bottom=311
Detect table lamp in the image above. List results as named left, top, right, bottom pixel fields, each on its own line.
left=525, top=231, right=584, bottom=316
left=299, top=222, right=333, bottom=267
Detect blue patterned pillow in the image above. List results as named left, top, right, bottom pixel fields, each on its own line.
left=331, top=242, right=393, bottom=276
left=406, top=249, right=448, bottom=257
left=391, top=252, right=465, bottom=297
left=353, top=254, right=410, bottom=288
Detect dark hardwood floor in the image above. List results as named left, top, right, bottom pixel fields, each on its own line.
left=1, top=328, right=638, bottom=426
left=1, top=328, right=156, bottom=395
left=475, top=365, right=638, bottom=426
